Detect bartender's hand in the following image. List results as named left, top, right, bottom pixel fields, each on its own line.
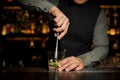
left=49, top=6, right=70, bottom=39
left=58, top=56, right=84, bottom=72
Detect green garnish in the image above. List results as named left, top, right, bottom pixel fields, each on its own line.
left=49, top=59, right=58, bottom=67
left=53, top=60, right=58, bottom=67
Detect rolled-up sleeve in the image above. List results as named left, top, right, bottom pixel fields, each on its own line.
left=78, top=9, right=109, bottom=67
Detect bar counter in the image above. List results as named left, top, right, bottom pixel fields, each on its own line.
left=1, top=67, right=120, bottom=80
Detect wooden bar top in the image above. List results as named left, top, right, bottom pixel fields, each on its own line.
left=1, top=67, right=120, bottom=80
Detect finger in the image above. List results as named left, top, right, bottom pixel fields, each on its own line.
left=53, top=20, right=69, bottom=39
left=58, top=22, right=69, bottom=39
left=56, top=16, right=68, bottom=27
left=58, top=57, right=72, bottom=71
left=75, top=66, right=84, bottom=71
left=53, top=27, right=64, bottom=33
left=58, top=57, right=73, bottom=70
left=53, top=16, right=69, bottom=31
left=58, top=62, right=70, bottom=72
left=58, top=58, right=72, bottom=72
left=54, top=14, right=63, bottom=23
left=54, top=24, right=68, bottom=39
left=65, top=63, right=78, bottom=72
left=58, top=57, right=70, bottom=67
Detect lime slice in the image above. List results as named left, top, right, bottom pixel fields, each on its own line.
left=49, top=59, right=53, bottom=63
left=53, top=60, right=58, bottom=67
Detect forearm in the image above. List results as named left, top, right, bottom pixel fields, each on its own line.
left=78, top=9, right=109, bottom=67
left=78, top=46, right=108, bottom=67
left=16, top=0, right=58, bottom=13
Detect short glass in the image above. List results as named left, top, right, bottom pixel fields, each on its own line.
left=47, top=51, right=65, bottom=70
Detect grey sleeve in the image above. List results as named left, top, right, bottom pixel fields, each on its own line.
left=17, top=0, right=59, bottom=13
left=78, top=9, right=109, bottom=67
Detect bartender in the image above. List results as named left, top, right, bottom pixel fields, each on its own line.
left=16, top=0, right=109, bottom=72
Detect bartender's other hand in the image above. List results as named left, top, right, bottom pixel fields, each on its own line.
left=58, top=56, right=84, bottom=72
left=49, top=6, right=70, bottom=39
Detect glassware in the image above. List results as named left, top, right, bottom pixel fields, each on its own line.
left=47, top=51, right=65, bottom=71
